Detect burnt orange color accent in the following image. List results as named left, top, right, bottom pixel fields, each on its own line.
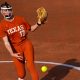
left=13, top=40, right=39, bottom=80
left=0, top=16, right=39, bottom=80
left=0, top=16, right=30, bottom=44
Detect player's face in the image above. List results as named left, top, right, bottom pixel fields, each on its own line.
left=1, top=8, right=13, bottom=19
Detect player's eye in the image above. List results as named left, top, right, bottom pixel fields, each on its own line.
left=7, top=9, right=12, bottom=11
left=3, top=9, right=12, bottom=11
left=3, top=9, right=7, bottom=11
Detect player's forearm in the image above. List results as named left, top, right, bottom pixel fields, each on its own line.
left=30, top=20, right=41, bottom=31
left=30, top=23, right=39, bottom=31
left=2, top=36, right=14, bottom=56
left=4, top=42, right=14, bottom=56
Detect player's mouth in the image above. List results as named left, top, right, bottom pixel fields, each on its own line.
left=5, top=13, right=13, bottom=19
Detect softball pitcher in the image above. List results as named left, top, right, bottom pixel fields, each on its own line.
left=0, top=2, right=47, bottom=80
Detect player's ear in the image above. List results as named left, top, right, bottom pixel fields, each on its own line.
left=0, top=10, right=3, bottom=14
left=0, top=9, right=3, bottom=14
left=0, top=9, right=2, bottom=14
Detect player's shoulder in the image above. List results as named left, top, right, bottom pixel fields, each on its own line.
left=0, top=19, right=6, bottom=30
left=0, top=19, right=6, bottom=26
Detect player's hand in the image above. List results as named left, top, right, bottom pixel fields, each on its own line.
left=37, top=18, right=41, bottom=25
left=11, top=53, right=23, bottom=61
left=36, top=7, right=48, bottom=24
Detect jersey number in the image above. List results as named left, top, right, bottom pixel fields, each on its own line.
left=19, top=30, right=25, bottom=37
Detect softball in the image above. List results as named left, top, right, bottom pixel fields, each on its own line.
left=41, top=65, right=48, bottom=72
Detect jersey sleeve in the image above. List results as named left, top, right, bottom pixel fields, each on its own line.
left=22, top=17, right=31, bottom=31
left=0, top=23, right=7, bottom=38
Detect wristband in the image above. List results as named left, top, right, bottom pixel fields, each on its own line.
left=37, top=22, right=41, bottom=26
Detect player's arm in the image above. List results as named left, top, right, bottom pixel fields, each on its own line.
left=2, top=36, right=23, bottom=60
left=30, top=20, right=41, bottom=31
left=30, top=7, right=47, bottom=31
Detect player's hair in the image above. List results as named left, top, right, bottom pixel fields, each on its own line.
left=0, top=2, right=12, bottom=10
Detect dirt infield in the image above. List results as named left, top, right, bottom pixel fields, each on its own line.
left=0, top=0, right=80, bottom=80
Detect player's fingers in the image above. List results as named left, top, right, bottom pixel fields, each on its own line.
left=38, top=18, right=41, bottom=24
left=17, top=58, right=22, bottom=61
left=17, top=55, right=23, bottom=59
left=17, top=53, right=23, bottom=58
left=17, top=53, right=21, bottom=55
left=17, top=56, right=23, bottom=60
left=15, top=53, right=23, bottom=60
left=17, top=57, right=23, bottom=60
